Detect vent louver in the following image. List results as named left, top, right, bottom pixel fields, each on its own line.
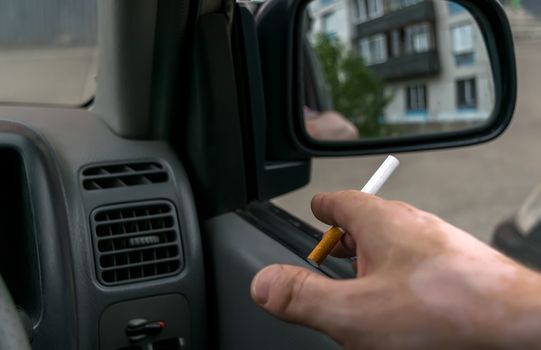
left=82, top=162, right=168, bottom=190
left=91, top=201, right=182, bottom=285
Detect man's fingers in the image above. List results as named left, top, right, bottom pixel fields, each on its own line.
left=330, top=233, right=356, bottom=258
left=311, top=190, right=382, bottom=238
left=330, top=241, right=353, bottom=258
left=251, top=264, right=347, bottom=336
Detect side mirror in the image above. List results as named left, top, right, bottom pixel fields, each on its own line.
left=257, top=0, right=516, bottom=157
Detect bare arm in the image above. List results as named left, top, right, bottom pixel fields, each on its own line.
left=305, top=111, right=360, bottom=141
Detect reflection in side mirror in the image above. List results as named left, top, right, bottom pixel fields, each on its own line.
left=303, top=0, right=495, bottom=142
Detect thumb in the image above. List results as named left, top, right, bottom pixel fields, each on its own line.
left=251, top=264, right=344, bottom=336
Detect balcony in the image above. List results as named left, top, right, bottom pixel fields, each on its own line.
left=354, top=1, right=436, bottom=38
left=368, top=50, right=440, bottom=81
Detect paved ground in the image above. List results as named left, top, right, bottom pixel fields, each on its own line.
left=274, top=41, right=541, bottom=243
left=0, top=47, right=95, bottom=105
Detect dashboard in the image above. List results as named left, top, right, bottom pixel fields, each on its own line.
left=0, top=106, right=207, bottom=350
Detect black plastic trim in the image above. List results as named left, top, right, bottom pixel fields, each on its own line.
left=293, top=0, right=517, bottom=156
left=183, top=13, right=249, bottom=217
left=235, top=6, right=311, bottom=200
left=0, top=121, right=77, bottom=350
left=89, top=200, right=184, bottom=286
left=0, top=106, right=209, bottom=350
left=238, top=201, right=355, bottom=279
left=258, top=0, right=517, bottom=158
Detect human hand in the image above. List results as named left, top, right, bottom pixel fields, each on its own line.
left=250, top=191, right=541, bottom=349
left=305, top=111, right=359, bottom=141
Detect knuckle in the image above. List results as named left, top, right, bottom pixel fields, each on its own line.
left=334, top=190, right=363, bottom=210
left=389, top=200, right=417, bottom=212
left=340, top=189, right=358, bottom=196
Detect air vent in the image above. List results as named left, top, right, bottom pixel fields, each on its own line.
left=91, top=201, right=183, bottom=285
left=82, top=162, right=168, bottom=190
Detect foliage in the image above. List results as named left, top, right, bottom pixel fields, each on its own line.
left=312, top=33, right=392, bottom=137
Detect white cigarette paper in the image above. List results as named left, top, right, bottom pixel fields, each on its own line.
left=307, top=155, right=400, bottom=266
left=361, top=155, right=400, bottom=195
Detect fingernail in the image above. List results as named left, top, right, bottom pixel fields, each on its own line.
left=251, top=265, right=281, bottom=305
left=312, top=193, right=325, bottom=203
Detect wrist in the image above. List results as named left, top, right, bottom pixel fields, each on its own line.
left=480, top=265, right=541, bottom=349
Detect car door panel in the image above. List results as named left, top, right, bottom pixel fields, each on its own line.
left=205, top=212, right=341, bottom=350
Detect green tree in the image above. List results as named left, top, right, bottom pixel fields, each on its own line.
left=313, top=33, right=392, bottom=137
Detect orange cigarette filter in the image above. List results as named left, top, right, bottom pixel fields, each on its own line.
left=307, top=226, right=344, bottom=266
left=306, top=156, right=400, bottom=267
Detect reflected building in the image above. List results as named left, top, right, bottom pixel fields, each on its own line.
left=309, top=0, right=494, bottom=126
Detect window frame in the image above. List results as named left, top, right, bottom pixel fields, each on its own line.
left=352, top=0, right=368, bottom=22
left=358, top=34, right=387, bottom=65
left=456, top=78, right=478, bottom=110
left=367, top=0, right=384, bottom=19
left=321, top=11, right=337, bottom=37
left=406, top=84, right=428, bottom=114
left=451, top=22, right=475, bottom=55
left=405, top=22, right=432, bottom=54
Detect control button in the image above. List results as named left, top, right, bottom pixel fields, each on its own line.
left=126, top=318, right=167, bottom=342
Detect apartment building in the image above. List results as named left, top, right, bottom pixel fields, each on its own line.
left=309, top=0, right=495, bottom=124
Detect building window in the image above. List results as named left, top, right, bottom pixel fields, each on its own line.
left=388, top=0, right=402, bottom=11
left=455, top=52, right=475, bottom=66
left=405, top=23, right=432, bottom=54
left=456, top=78, right=477, bottom=109
left=322, top=12, right=337, bottom=37
left=448, top=3, right=466, bottom=15
left=367, top=0, right=384, bottom=18
left=388, top=0, right=422, bottom=10
left=452, top=23, right=475, bottom=66
left=406, top=84, right=428, bottom=113
left=352, top=0, right=368, bottom=22
left=391, top=30, right=402, bottom=57
left=359, top=34, right=388, bottom=65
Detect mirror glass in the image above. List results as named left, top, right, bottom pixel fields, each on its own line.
left=302, top=0, right=495, bottom=141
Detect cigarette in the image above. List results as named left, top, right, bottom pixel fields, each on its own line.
left=307, top=155, right=400, bottom=267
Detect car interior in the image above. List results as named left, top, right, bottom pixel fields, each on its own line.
left=0, top=0, right=517, bottom=349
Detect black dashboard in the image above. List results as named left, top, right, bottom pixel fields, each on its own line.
left=0, top=107, right=207, bottom=350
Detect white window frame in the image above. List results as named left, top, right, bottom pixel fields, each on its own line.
left=371, top=34, right=387, bottom=64
left=452, top=23, right=475, bottom=55
left=352, top=0, right=368, bottom=22
left=322, top=11, right=337, bottom=37
left=358, top=34, right=388, bottom=65
left=359, top=38, right=371, bottom=64
left=405, top=23, right=431, bottom=54
left=367, top=0, right=384, bottom=19
left=406, top=84, right=428, bottom=112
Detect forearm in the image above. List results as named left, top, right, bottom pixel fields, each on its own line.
left=489, top=266, right=541, bottom=349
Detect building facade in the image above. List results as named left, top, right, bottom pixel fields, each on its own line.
left=308, top=0, right=495, bottom=125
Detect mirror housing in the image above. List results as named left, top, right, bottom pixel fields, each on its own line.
left=256, top=0, right=516, bottom=158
